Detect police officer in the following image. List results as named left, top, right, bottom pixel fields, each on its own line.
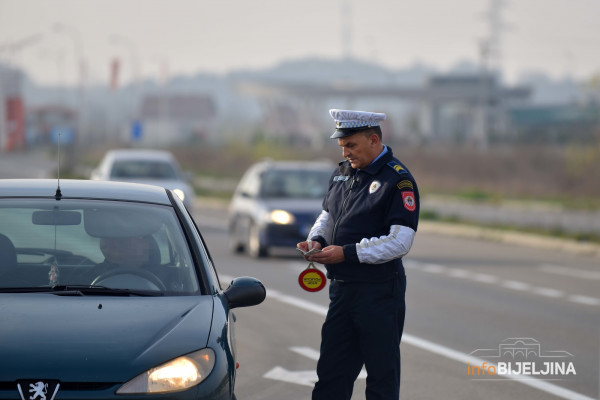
left=297, top=109, right=419, bottom=400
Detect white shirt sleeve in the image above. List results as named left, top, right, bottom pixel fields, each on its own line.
left=307, top=210, right=329, bottom=240
left=356, top=225, right=416, bottom=264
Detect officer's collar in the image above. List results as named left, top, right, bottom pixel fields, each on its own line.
left=358, top=146, right=393, bottom=175
left=369, top=145, right=388, bottom=166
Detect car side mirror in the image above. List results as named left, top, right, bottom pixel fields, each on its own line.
left=223, top=277, right=266, bottom=309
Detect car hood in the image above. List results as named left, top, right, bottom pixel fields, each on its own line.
left=0, top=294, right=214, bottom=382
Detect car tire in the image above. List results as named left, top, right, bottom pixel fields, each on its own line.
left=230, top=239, right=244, bottom=254
left=228, top=220, right=245, bottom=254
left=247, top=222, right=267, bottom=258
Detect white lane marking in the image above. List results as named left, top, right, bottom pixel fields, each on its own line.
left=502, top=280, right=531, bottom=291
left=290, top=346, right=320, bottom=361
left=448, top=268, right=470, bottom=279
left=290, top=347, right=368, bottom=379
left=263, top=366, right=316, bottom=387
left=568, top=295, right=600, bottom=306
left=533, top=287, right=565, bottom=298
left=471, top=273, right=499, bottom=284
left=264, top=347, right=366, bottom=387
left=539, top=264, right=600, bottom=280
left=260, top=287, right=594, bottom=400
left=267, top=288, right=329, bottom=316
left=422, top=263, right=446, bottom=274
left=405, top=261, right=597, bottom=306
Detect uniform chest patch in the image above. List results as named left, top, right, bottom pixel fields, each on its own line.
left=333, top=175, right=349, bottom=182
left=402, top=191, right=416, bottom=211
left=369, top=181, right=382, bottom=194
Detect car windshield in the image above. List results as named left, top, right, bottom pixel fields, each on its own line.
left=260, top=168, right=331, bottom=199
left=110, top=160, right=178, bottom=179
left=0, top=199, right=199, bottom=295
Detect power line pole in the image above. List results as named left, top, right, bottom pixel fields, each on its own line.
left=476, top=0, right=508, bottom=150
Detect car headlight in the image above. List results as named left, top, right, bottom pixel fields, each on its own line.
left=173, top=188, right=186, bottom=202
left=116, top=348, right=215, bottom=394
left=269, top=209, right=295, bottom=225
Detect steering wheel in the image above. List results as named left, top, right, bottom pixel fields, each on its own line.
left=91, top=268, right=167, bottom=291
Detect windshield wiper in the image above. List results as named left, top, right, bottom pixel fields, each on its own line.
left=0, top=287, right=56, bottom=293
left=57, top=285, right=164, bottom=296
left=0, top=285, right=163, bottom=297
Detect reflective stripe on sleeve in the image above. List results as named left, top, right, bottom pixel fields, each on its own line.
left=356, top=225, right=416, bottom=264
left=308, top=210, right=329, bottom=240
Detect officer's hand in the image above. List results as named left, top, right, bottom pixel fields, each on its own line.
left=297, top=240, right=323, bottom=260
left=296, top=241, right=310, bottom=252
left=308, top=245, right=344, bottom=264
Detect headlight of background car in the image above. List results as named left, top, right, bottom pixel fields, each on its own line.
left=173, top=188, right=186, bottom=202
left=117, top=348, right=215, bottom=394
left=269, top=209, right=295, bottom=225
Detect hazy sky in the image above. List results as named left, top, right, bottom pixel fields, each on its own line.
left=0, top=0, right=598, bottom=87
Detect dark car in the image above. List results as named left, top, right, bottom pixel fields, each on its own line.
left=0, top=179, right=265, bottom=400
left=228, top=160, right=333, bottom=257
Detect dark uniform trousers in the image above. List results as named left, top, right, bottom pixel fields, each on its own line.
left=312, top=272, right=407, bottom=400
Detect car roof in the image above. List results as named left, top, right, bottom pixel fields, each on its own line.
left=104, top=149, right=176, bottom=162
left=0, top=179, right=172, bottom=205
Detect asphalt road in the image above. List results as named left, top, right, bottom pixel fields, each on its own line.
left=194, top=207, right=599, bottom=400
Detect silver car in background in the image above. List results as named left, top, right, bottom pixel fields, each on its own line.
left=91, top=149, right=196, bottom=210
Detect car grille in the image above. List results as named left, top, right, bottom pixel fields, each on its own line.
left=0, top=381, right=119, bottom=392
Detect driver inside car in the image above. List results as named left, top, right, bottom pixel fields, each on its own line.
left=84, top=235, right=175, bottom=291
left=98, top=236, right=151, bottom=269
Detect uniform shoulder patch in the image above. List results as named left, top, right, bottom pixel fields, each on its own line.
left=397, top=180, right=414, bottom=190
left=387, top=161, right=408, bottom=176
left=402, top=191, right=416, bottom=211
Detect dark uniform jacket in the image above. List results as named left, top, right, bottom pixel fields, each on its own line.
left=311, top=146, right=419, bottom=282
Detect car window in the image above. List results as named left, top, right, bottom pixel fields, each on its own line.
left=0, top=199, right=199, bottom=294
left=236, top=168, right=260, bottom=198
left=260, top=169, right=331, bottom=199
left=110, top=160, right=178, bottom=179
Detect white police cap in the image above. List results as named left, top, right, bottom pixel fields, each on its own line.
left=329, top=109, right=386, bottom=138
